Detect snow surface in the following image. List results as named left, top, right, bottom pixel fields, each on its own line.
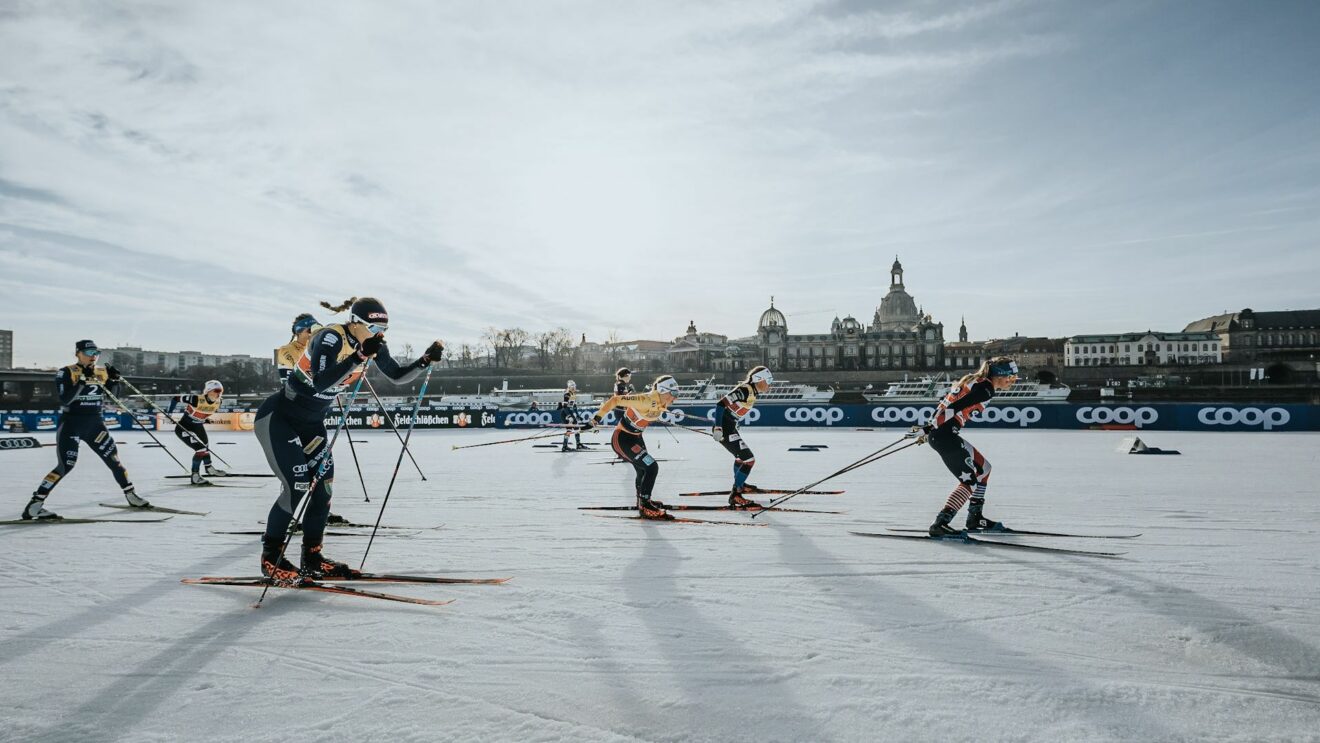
left=2, top=427, right=1319, bottom=742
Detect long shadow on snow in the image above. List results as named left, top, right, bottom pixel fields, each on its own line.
left=0, top=543, right=253, bottom=668
left=25, top=584, right=310, bottom=743
left=1011, top=553, right=1320, bottom=688
left=623, top=525, right=823, bottom=742
left=771, top=523, right=1177, bottom=739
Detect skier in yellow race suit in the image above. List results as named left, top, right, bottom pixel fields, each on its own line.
left=580, top=375, right=681, bottom=519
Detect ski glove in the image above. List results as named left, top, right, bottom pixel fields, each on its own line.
left=580, top=416, right=599, bottom=432
left=105, top=364, right=122, bottom=381
left=357, top=334, right=385, bottom=359
left=421, top=340, right=445, bottom=363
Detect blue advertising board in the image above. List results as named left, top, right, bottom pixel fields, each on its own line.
left=495, top=403, right=1319, bottom=432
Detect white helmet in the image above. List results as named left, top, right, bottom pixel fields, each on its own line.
left=566, top=380, right=577, bottom=390
left=747, top=366, right=774, bottom=385
left=653, top=375, right=679, bottom=396
left=204, top=380, right=224, bottom=395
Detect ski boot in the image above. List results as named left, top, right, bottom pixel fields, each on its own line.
left=728, top=489, right=760, bottom=510
left=560, top=441, right=571, bottom=452
left=205, top=465, right=229, bottom=477
left=122, top=486, right=151, bottom=509
left=965, top=499, right=1005, bottom=532
left=637, top=494, right=674, bottom=521
left=928, top=509, right=962, bottom=538
left=575, top=442, right=589, bottom=450
left=260, top=536, right=302, bottom=586
left=964, top=512, right=1005, bottom=532
left=326, top=512, right=349, bottom=525
left=190, top=471, right=207, bottom=485
left=301, top=543, right=361, bottom=579
left=21, top=494, right=60, bottom=521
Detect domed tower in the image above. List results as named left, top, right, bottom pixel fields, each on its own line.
left=873, top=255, right=920, bottom=331
left=757, top=297, right=788, bottom=368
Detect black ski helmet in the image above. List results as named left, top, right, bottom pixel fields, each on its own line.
left=349, top=297, right=389, bottom=330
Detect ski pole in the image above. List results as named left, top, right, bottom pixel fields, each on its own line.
left=100, top=384, right=191, bottom=473
left=752, top=435, right=916, bottom=518
left=451, top=427, right=593, bottom=450
left=117, top=379, right=234, bottom=468
left=360, top=366, right=432, bottom=571
left=255, top=365, right=370, bottom=608
left=363, top=376, right=427, bottom=480
left=338, top=396, right=371, bottom=503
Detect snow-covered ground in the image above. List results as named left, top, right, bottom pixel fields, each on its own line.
left=2, top=427, right=1319, bottom=742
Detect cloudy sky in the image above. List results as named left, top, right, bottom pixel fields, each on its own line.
left=2, top=0, right=1318, bottom=367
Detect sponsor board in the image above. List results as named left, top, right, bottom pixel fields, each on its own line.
left=1075, top=406, right=1159, bottom=429
left=1194, top=406, right=1290, bottom=430
left=323, top=406, right=495, bottom=430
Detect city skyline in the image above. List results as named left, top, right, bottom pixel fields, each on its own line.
left=3, top=1, right=1319, bottom=368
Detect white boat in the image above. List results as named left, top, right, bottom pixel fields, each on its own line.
left=438, top=380, right=594, bottom=410
left=671, top=377, right=835, bottom=405
left=865, top=375, right=1070, bottom=403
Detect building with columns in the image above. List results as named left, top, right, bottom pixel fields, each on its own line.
left=756, top=258, right=946, bottom=371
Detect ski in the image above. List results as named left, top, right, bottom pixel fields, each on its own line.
left=187, top=574, right=511, bottom=585
left=259, top=520, right=443, bottom=531
left=99, top=502, right=210, bottom=516
left=532, top=443, right=598, bottom=449
left=211, top=530, right=414, bottom=537
left=165, top=473, right=275, bottom=479
left=589, top=458, right=681, bottom=465
left=679, top=487, right=844, bottom=497
left=180, top=577, right=454, bottom=606
left=0, top=516, right=174, bottom=525
left=579, top=504, right=841, bottom=514
left=162, top=479, right=259, bottom=489
left=885, top=527, right=1141, bottom=540
left=849, top=531, right=1125, bottom=557
left=586, top=513, right=768, bottom=527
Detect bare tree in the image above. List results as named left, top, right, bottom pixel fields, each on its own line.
left=606, top=329, right=623, bottom=373
left=549, top=328, right=577, bottom=371
left=482, top=327, right=529, bottom=368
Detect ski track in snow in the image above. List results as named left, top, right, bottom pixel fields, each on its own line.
left=1, top=428, right=1319, bottom=742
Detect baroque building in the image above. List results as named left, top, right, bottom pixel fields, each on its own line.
left=756, top=258, right=945, bottom=371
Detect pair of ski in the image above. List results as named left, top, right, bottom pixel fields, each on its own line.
left=211, top=521, right=443, bottom=536
left=182, top=574, right=511, bottom=606
left=0, top=516, right=174, bottom=525
left=854, top=528, right=1141, bottom=558
left=580, top=503, right=840, bottom=514
left=163, top=473, right=273, bottom=479
left=678, top=487, right=844, bottom=497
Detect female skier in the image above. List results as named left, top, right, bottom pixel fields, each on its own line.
left=922, top=357, right=1019, bottom=536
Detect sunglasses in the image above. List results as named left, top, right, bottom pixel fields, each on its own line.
left=82, top=349, right=101, bottom=357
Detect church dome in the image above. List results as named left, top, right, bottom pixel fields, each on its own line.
left=758, top=298, right=787, bottom=332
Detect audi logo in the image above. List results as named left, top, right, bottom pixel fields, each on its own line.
left=1197, top=407, right=1290, bottom=430
left=784, top=407, right=845, bottom=425
left=0, top=437, right=39, bottom=450
left=1075, top=406, right=1158, bottom=428
left=870, top=406, right=937, bottom=425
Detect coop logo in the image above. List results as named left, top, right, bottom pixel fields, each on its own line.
left=503, top=412, right=556, bottom=427
left=659, top=410, right=689, bottom=424
left=1075, top=406, right=1158, bottom=428
left=1196, top=406, right=1290, bottom=430
left=784, top=407, right=846, bottom=425
left=870, top=406, right=938, bottom=425
left=968, top=407, right=1042, bottom=427
left=367, top=414, right=385, bottom=429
